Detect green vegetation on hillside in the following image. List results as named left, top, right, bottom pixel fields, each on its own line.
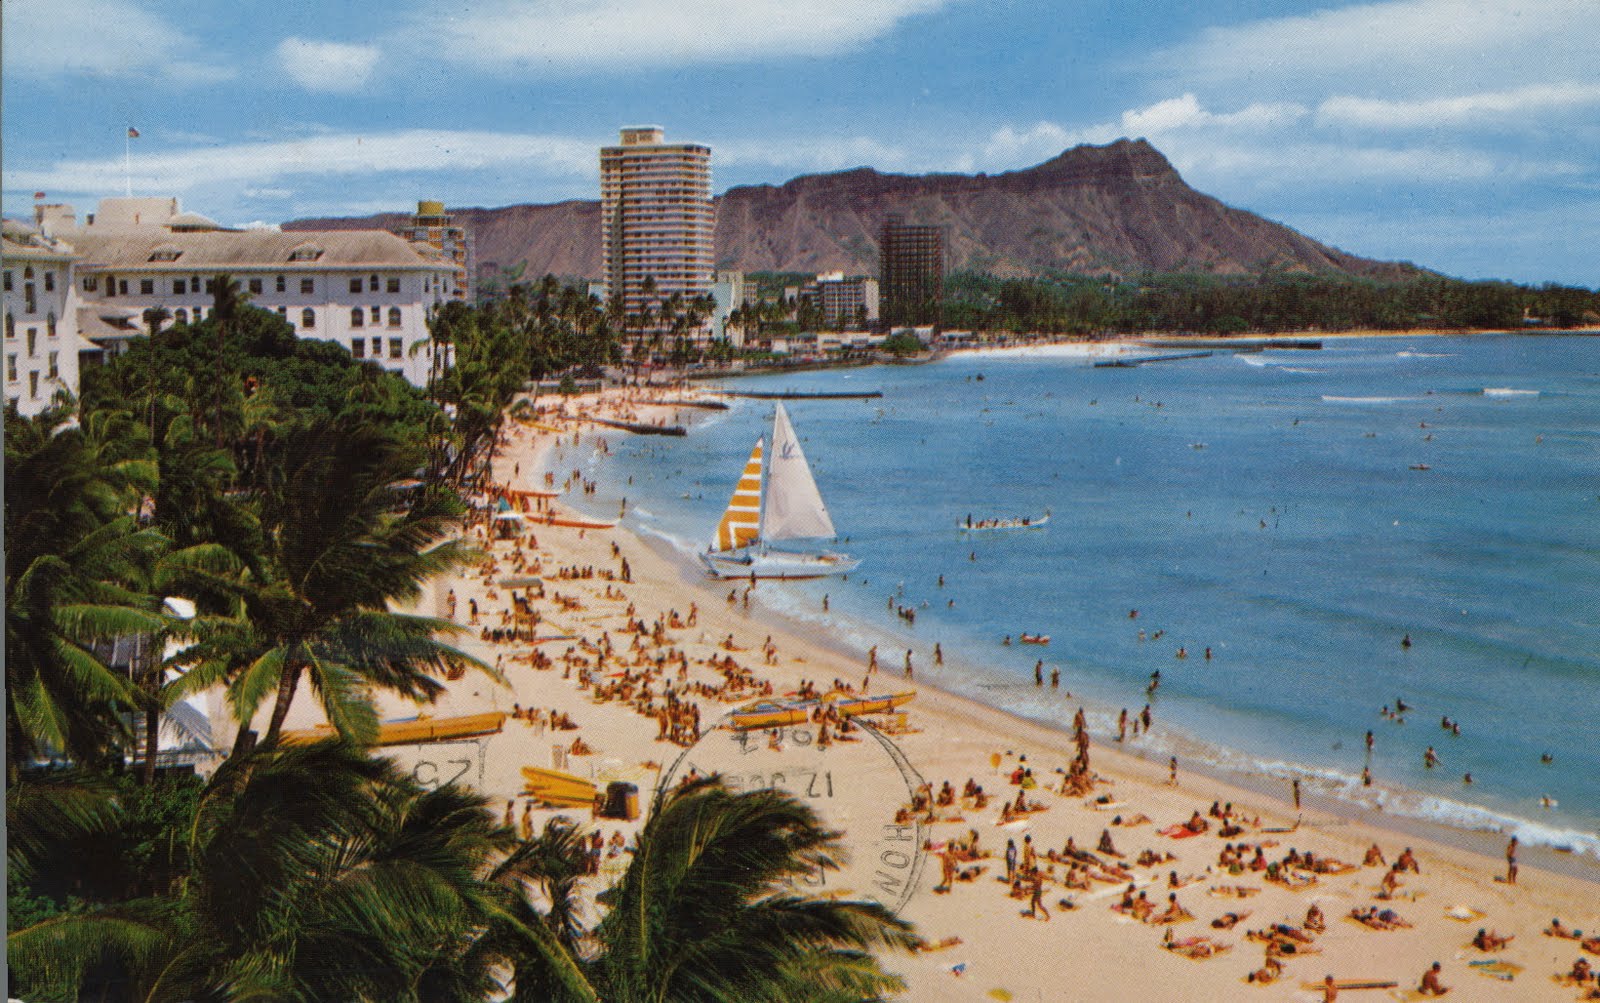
left=941, top=271, right=1600, bottom=335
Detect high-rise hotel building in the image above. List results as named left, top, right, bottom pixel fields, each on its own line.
left=600, top=127, right=715, bottom=335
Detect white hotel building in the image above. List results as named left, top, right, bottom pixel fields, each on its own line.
left=3, top=220, right=85, bottom=416
left=39, top=198, right=456, bottom=387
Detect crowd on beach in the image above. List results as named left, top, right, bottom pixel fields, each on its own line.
left=404, top=384, right=1600, bottom=1001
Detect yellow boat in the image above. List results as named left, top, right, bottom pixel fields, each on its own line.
left=729, top=700, right=814, bottom=731
left=519, top=766, right=598, bottom=807
left=280, top=711, right=506, bottom=747
left=830, top=691, right=916, bottom=718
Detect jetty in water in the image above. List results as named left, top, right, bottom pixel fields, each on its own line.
left=661, top=399, right=730, bottom=410
left=1094, top=351, right=1214, bottom=368
left=722, top=390, right=884, bottom=400
left=589, top=417, right=687, bottom=436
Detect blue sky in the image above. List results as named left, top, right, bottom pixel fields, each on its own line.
left=4, top=0, right=1597, bottom=285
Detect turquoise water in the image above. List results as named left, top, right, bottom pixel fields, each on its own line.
left=582, top=335, right=1600, bottom=855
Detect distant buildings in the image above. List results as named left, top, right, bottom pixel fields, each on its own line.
left=37, top=198, right=455, bottom=387
left=600, top=126, right=715, bottom=338
left=879, top=215, right=945, bottom=328
left=3, top=219, right=84, bottom=416
left=394, top=200, right=472, bottom=303
left=801, top=272, right=880, bottom=330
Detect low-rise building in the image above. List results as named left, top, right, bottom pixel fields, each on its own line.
left=3, top=219, right=85, bottom=416
left=47, top=198, right=455, bottom=386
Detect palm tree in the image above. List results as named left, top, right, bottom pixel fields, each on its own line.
left=586, top=777, right=916, bottom=1002
left=172, top=418, right=495, bottom=751
left=5, top=404, right=168, bottom=774
left=8, top=742, right=520, bottom=1002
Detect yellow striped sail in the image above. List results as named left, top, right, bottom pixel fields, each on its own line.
left=714, top=437, right=764, bottom=552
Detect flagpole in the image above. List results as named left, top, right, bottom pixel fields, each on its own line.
left=124, top=129, right=132, bottom=197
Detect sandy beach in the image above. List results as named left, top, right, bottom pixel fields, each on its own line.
left=246, top=384, right=1600, bottom=1001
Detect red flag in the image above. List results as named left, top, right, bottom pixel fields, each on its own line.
left=127, top=127, right=140, bottom=138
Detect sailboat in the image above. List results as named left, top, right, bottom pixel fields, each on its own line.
left=700, top=402, right=860, bottom=579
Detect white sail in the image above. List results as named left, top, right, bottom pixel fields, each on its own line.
left=761, top=403, right=837, bottom=542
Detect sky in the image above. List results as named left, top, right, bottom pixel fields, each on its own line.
left=4, top=0, right=1597, bottom=285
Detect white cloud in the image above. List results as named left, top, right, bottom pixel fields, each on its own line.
left=422, top=0, right=951, bottom=71
left=979, top=95, right=1304, bottom=170
left=1317, top=82, right=1600, bottom=129
left=1, top=0, right=234, bottom=82
left=1171, top=0, right=1595, bottom=97
left=7, top=130, right=603, bottom=196
left=277, top=38, right=382, bottom=93
left=1121, top=94, right=1307, bottom=134
left=973, top=94, right=1582, bottom=189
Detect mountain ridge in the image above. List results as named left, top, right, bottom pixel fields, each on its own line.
left=285, top=139, right=1417, bottom=283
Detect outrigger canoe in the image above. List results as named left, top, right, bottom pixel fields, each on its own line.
left=828, top=691, right=916, bottom=718
left=280, top=711, right=506, bottom=747
left=729, top=699, right=814, bottom=731
left=1019, top=634, right=1050, bottom=645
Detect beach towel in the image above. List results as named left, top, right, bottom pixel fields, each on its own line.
left=1468, top=959, right=1523, bottom=981
left=1444, top=905, right=1486, bottom=922
left=1158, top=824, right=1204, bottom=839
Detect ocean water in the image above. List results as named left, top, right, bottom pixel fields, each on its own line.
left=575, top=335, right=1600, bottom=856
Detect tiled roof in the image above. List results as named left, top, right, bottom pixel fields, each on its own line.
left=61, top=228, right=449, bottom=271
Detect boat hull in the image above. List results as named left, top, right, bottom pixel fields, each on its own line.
left=700, top=548, right=860, bottom=580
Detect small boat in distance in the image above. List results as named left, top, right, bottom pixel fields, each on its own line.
left=1019, top=634, right=1050, bottom=645
left=701, top=403, right=860, bottom=579
left=959, top=511, right=1051, bottom=532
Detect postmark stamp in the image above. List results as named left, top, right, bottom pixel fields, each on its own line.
left=656, top=712, right=929, bottom=915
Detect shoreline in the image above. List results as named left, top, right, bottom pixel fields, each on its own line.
left=247, top=375, right=1599, bottom=1000
left=605, top=423, right=1600, bottom=885
left=591, top=363, right=1600, bottom=872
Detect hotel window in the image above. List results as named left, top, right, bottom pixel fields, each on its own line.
left=351, top=338, right=365, bottom=358
left=140, top=278, right=155, bottom=295
left=47, top=313, right=56, bottom=337
left=44, top=271, right=55, bottom=291
left=276, top=306, right=287, bottom=318
left=3, top=314, right=11, bottom=338
left=6, top=354, right=14, bottom=381
left=25, top=285, right=36, bottom=313
left=370, top=305, right=380, bottom=323
left=47, top=351, right=58, bottom=379
left=174, top=279, right=187, bottom=295
left=369, top=274, right=379, bottom=292
left=27, top=329, right=37, bottom=355
left=276, top=275, right=286, bottom=293
left=371, top=337, right=381, bottom=356
left=2, top=272, right=10, bottom=291
left=301, top=308, right=316, bottom=329
left=386, top=277, right=400, bottom=293
left=29, top=371, right=39, bottom=398
left=24, top=266, right=33, bottom=280
left=387, top=307, right=402, bottom=327
left=350, top=307, right=364, bottom=328
left=301, top=278, right=314, bottom=294
left=204, top=278, right=215, bottom=294
left=119, top=280, right=129, bottom=295
left=349, top=277, right=363, bottom=294
left=175, top=308, right=188, bottom=323
left=388, top=337, right=402, bottom=359
left=248, top=277, right=263, bottom=294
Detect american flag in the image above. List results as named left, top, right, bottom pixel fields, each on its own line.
left=127, top=127, right=140, bottom=138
